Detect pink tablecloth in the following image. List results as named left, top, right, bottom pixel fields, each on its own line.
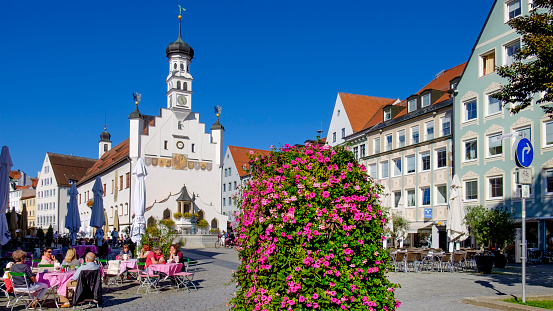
left=119, top=259, right=137, bottom=275
left=37, top=271, right=75, bottom=296
left=148, top=263, right=182, bottom=277
left=73, top=245, right=98, bottom=257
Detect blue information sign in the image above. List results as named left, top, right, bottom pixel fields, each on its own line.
left=516, top=138, right=534, bottom=168
left=424, top=208, right=432, bottom=219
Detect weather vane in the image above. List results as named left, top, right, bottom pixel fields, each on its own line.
left=178, top=5, right=186, bottom=20
left=133, top=92, right=142, bottom=106
left=214, top=105, right=222, bottom=117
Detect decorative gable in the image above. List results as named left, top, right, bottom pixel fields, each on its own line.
left=462, top=131, right=479, bottom=139
left=485, top=124, right=504, bottom=134
left=484, top=82, right=502, bottom=94
left=461, top=91, right=478, bottom=102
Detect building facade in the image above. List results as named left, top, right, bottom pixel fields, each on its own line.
left=35, top=153, right=96, bottom=232
left=454, top=0, right=553, bottom=250
left=76, top=16, right=227, bottom=234
left=343, top=64, right=464, bottom=249
left=21, top=194, right=36, bottom=229
left=221, top=146, right=270, bottom=216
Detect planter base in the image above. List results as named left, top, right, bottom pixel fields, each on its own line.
left=475, top=255, right=495, bottom=274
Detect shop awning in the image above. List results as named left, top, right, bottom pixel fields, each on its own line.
left=407, top=222, right=434, bottom=234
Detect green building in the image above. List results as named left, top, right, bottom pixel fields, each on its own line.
left=454, top=0, right=553, bottom=252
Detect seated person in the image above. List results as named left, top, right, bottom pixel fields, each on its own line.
left=139, top=244, right=151, bottom=259
left=39, top=247, right=58, bottom=265
left=146, top=246, right=165, bottom=267
left=96, top=239, right=109, bottom=258
left=58, top=252, right=100, bottom=308
left=61, top=248, right=80, bottom=267
left=118, top=244, right=133, bottom=260
left=11, top=250, right=48, bottom=308
left=167, top=244, right=183, bottom=263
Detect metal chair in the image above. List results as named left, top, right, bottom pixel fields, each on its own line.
left=136, top=262, right=160, bottom=294
left=405, top=252, right=421, bottom=272
left=450, top=253, right=465, bottom=272
left=8, top=272, right=42, bottom=310
left=174, top=261, right=198, bottom=291
left=393, top=252, right=406, bottom=272
left=438, top=253, right=452, bottom=272
left=104, top=260, right=122, bottom=290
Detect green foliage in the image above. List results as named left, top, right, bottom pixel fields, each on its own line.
left=504, top=298, right=553, bottom=309
left=230, top=143, right=399, bottom=310
left=173, top=212, right=183, bottom=219
left=143, top=218, right=179, bottom=258
left=182, top=212, right=192, bottom=218
left=464, top=205, right=515, bottom=248
left=493, top=0, right=553, bottom=115
left=209, top=228, right=220, bottom=234
left=197, top=219, right=208, bottom=228
left=36, top=228, right=45, bottom=240
left=45, top=225, right=54, bottom=246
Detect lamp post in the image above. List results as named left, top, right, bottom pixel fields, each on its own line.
left=190, top=193, right=197, bottom=235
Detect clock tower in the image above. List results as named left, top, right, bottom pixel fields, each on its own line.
left=165, top=14, right=194, bottom=111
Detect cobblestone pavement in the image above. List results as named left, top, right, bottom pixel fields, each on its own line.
left=389, top=264, right=553, bottom=311
left=4, top=250, right=553, bottom=311
left=2, top=247, right=240, bottom=311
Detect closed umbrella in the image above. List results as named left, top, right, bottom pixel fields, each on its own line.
left=103, top=209, right=109, bottom=239
left=448, top=175, right=468, bottom=251
left=19, top=203, right=28, bottom=236
left=113, top=208, right=120, bottom=232
left=9, top=206, right=17, bottom=240
left=65, top=183, right=80, bottom=245
left=0, top=146, right=13, bottom=245
left=130, top=158, right=147, bottom=243
left=90, top=176, right=106, bottom=246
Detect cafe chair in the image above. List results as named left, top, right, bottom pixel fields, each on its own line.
left=136, top=262, right=159, bottom=294
left=8, top=272, right=43, bottom=311
left=174, top=261, right=198, bottom=291
left=104, top=260, right=122, bottom=290
left=71, top=270, right=102, bottom=309
left=36, top=264, right=54, bottom=273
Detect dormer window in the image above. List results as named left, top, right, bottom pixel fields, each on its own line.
left=421, top=94, right=431, bottom=107
left=384, top=109, right=392, bottom=121
left=408, top=99, right=417, bottom=113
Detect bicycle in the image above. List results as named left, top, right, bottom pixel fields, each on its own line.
left=215, top=235, right=224, bottom=248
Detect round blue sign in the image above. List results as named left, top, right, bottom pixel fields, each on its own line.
left=516, top=138, right=534, bottom=168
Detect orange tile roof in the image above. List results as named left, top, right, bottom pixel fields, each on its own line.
left=10, top=170, right=21, bottom=180
left=228, top=146, right=271, bottom=177
left=339, top=93, right=397, bottom=132
left=15, top=185, right=31, bottom=190
left=415, top=63, right=466, bottom=94
left=77, top=139, right=130, bottom=186
left=31, top=178, right=38, bottom=188
left=47, top=153, right=97, bottom=188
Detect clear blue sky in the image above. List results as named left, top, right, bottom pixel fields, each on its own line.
left=0, top=0, right=493, bottom=176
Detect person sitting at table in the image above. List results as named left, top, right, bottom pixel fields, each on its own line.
left=11, top=250, right=48, bottom=308
left=146, top=246, right=165, bottom=267
left=167, top=244, right=183, bottom=263
left=140, top=244, right=151, bottom=258
left=119, top=244, right=133, bottom=260
left=39, top=247, right=58, bottom=265
left=58, top=252, right=101, bottom=308
left=61, top=248, right=80, bottom=267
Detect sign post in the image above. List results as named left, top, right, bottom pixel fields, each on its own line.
left=515, top=138, right=533, bottom=303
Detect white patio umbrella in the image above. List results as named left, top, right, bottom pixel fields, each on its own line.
left=447, top=174, right=468, bottom=251
left=0, top=146, right=13, bottom=245
left=130, top=158, right=147, bottom=244
left=379, top=183, right=392, bottom=248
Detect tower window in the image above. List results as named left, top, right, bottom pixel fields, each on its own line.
left=104, top=144, right=108, bottom=151
left=173, top=63, right=177, bottom=69
left=178, top=121, right=182, bottom=130
left=183, top=82, right=187, bottom=91
left=191, top=143, right=196, bottom=153
left=180, top=63, right=184, bottom=70
left=177, top=81, right=181, bottom=89
left=164, top=141, right=168, bottom=150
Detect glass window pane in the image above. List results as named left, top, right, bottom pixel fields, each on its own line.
left=393, top=159, right=402, bottom=176
left=406, top=155, right=415, bottom=173
left=442, top=117, right=451, bottom=136
left=546, top=122, right=553, bottom=145
left=408, top=99, right=417, bottom=112
left=426, top=122, right=434, bottom=140
left=407, top=190, right=416, bottom=207
left=421, top=94, right=431, bottom=107
left=394, top=191, right=401, bottom=208
left=381, top=162, right=389, bottom=178
left=437, top=149, right=447, bottom=168
left=422, top=188, right=431, bottom=205
left=437, top=185, right=447, bottom=204
left=374, top=138, right=381, bottom=153
left=465, top=100, right=477, bottom=121
left=488, top=95, right=502, bottom=115
left=398, top=130, right=405, bottom=148
left=465, top=180, right=478, bottom=200
left=412, top=126, right=419, bottom=144
left=465, top=140, right=477, bottom=160
left=421, top=153, right=430, bottom=171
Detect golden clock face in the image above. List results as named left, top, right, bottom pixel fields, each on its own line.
left=177, top=95, right=186, bottom=105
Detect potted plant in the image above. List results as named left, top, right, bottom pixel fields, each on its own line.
left=182, top=212, right=192, bottom=219
left=464, top=205, right=515, bottom=273
left=197, top=219, right=208, bottom=228
left=173, top=212, right=183, bottom=220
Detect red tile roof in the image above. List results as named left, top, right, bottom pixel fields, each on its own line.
left=47, top=153, right=97, bottom=188
left=339, top=93, right=397, bottom=133
left=228, top=146, right=271, bottom=177
left=31, top=178, right=38, bottom=188
left=15, top=185, right=31, bottom=190
left=415, top=63, right=466, bottom=95
left=77, top=139, right=130, bottom=186
left=10, top=170, right=21, bottom=180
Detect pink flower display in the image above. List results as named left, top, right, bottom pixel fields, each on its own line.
left=230, top=144, right=398, bottom=310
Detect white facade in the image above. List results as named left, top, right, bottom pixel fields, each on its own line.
left=326, top=94, right=353, bottom=147
left=221, top=147, right=242, bottom=216
left=36, top=155, right=58, bottom=230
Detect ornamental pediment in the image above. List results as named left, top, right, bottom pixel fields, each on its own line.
left=484, top=82, right=502, bottom=94
left=513, top=117, right=533, bottom=126
left=462, top=171, right=479, bottom=179
left=485, top=124, right=504, bottom=134
left=461, top=91, right=478, bottom=102
left=462, top=131, right=478, bottom=139
left=485, top=167, right=504, bottom=175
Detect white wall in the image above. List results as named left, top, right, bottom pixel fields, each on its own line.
left=327, top=94, right=353, bottom=147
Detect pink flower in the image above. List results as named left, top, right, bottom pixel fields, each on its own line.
left=295, top=267, right=301, bottom=272
left=312, top=293, right=319, bottom=299
left=322, top=191, right=330, bottom=198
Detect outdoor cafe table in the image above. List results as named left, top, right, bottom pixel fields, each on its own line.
left=37, top=271, right=75, bottom=297
left=148, top=263, right=183, bottom=286
left=119, top=259, right=138, bottom=275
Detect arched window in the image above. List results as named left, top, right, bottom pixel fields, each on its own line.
left=183, top=82, right=187, bottom=91
left=198, top=210, right=204, bottom=220
left=173, top=63, right=177, bottom=69
left=211, top=218, right=218, bottom=229
left=163, top=208, right=171, bottom=220
left=177, top=81, right=181, bottom=89
left=147, top=216, right=155, bottom=228
left=180, top=63, right=184, bottom=70
left=104, top=144, right=108, bottom=152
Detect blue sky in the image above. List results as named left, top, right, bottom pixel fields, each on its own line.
left=0, top=0, right=493, bottom=176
